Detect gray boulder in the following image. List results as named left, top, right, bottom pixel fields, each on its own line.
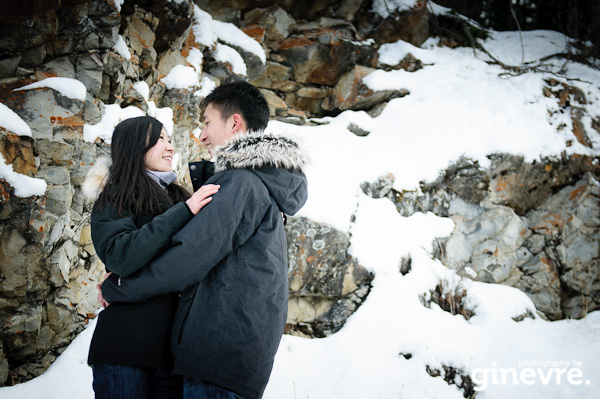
left=286, top=216, right=373, bottom=337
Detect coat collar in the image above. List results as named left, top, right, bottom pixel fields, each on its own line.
left=213, top=132, right=308, bottom=173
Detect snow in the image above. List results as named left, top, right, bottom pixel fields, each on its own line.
left=159, top=44, right=204, bottom=92
left=111, top=0, right=123, bottom=13
left=213, top=43, right=247, bottom=76
left=262, top=28, right=600, bottom=399
left=13, top=77, right=87, bottom=101
left=150, top=106, right=174, bottom=136
left=211, top=19, right=266, bottom=64
left=192, top=5, right=218, bottom=48
left=264, top=195, right=598, bottom=399
left=0, top=102, right=32, bottom=136
left=160, top=64, right=200, bottom=89
left=296, top=33, right=598, bottom=230
left=194, top=76, right=217, bottom=99
left=0, top=318, right=96, bottom=399
left=83, top=82, right=174, bottom=143
left=428, top=1, right=453, bottom=16
left=161, top=3, right=267, bottom=90
left=0, top=103, right=45, bottom=197
left=82, top=102, right=175, bottom=143
left=372, top=0, right=419, bottom=18
left=482, top=30, right=574, bottom=65
left=2, top=10, right=600, bottom=399
left=132, top=81, right=150, bottom=100
left=130, top=81, right=174, bottom=134
left=191, top=4, right=266, bottom=64
left=0, top=153, right=47, bottom=197
left=186, top=48, right=203, bottom=73
left=113, top=35, right=131, bottom=60
left=82, top=104, right=145, bottom=143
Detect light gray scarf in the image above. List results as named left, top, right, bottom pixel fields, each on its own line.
left=146, top=170, right=177, bottom=190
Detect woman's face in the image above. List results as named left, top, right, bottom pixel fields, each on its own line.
left=144, top=128, right=174, bottom=172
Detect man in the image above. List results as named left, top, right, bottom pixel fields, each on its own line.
left=101, top=81, right=308, bottom=399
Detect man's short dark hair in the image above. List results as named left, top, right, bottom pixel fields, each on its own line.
left=203, top=81, right=270, bottom=132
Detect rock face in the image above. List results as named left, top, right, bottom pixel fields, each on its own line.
left=0, top=76, right=106, bottom=385
left=285, top=217, right=373, bottom=338
left=1, top=0, right=414, bottom=385
left=0, top=0, right=598, bottom=388
left=327, top=65, right=408, bottom=111
left=379, top=155, right=600, bottom=321
left=356, top=0, right=430, bottom=46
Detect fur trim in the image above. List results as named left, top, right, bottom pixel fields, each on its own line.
left=213, top=132, right=307, bottom=173
left=82, top=157, right=111, bottom=201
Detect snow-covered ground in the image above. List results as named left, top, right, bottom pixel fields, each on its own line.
left=1, top=4, right=599, bottom=399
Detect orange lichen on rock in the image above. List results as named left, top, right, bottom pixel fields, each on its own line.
left=569, top=184, right=587, bottom=201
left=242, top=24, right=265, bottom=43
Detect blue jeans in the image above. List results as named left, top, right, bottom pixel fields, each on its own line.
left=92, top=364, right=182, bottom=399
left=183, top=377, right=246, bottom=399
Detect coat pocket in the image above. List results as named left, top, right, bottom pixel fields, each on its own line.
left=171, top=284, right=199, bottom=356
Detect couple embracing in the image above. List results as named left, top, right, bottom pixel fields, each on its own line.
left=84, top=81, right=308, bottom=399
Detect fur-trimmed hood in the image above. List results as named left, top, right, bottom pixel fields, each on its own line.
left=211, top=132, right=308, bottom=215
left=82, top=156, right=111, bottom=201
left=213, top=132, right=307, bottom=173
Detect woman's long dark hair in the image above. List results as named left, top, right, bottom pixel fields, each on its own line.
left=98, top=116, right=190, bottom=216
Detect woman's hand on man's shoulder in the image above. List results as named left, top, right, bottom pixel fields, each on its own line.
left=186, top=184, right=220, bottom=215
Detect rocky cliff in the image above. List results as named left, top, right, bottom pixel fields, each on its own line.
left=0, top=0, right=598, bottom=387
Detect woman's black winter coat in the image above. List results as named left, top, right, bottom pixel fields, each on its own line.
left=87, top=185, right=193, bottom=369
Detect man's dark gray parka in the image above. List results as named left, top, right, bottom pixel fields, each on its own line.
left=101, top=132, right=308, bottom=399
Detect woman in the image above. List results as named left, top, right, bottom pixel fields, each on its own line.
left=83, top=116, right=219, bottom=398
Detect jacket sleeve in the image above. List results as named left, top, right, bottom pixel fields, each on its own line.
left=91, top=201, right=193, bottom=277
left=101, top=172, right=267, bottom=303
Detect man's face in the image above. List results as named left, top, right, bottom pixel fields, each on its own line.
left=200, top=103, right=238, bottom=156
